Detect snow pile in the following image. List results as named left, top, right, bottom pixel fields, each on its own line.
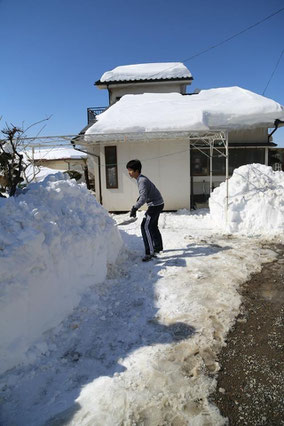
left=24, top=165, right=64, bottom=182
left=85, top=87, right=284, bottom=136
left=99, top=62, right=192, bottom=82
left=209, top=163, right=284, bottom=236
left=0, top=174, right=123, bottom=373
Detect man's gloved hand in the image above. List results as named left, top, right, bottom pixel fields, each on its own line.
left=130, top=206, right=137, bottom=218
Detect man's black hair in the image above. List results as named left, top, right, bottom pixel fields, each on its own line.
left=126, top=159, right=142, bottom=173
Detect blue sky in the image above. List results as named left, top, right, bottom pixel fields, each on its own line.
left=1, top=0, right=284, bottom=145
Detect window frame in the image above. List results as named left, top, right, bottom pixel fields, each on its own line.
left=191, top=147, right=266, bottom=177
left=105, top=145, right=118, bottom=189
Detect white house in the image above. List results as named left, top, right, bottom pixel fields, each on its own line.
left=74, top=62, right=284, bottom=211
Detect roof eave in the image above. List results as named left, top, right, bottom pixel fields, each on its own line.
left=94, top=76, right=193, bottom=88
left=34, top=157, right=86, bottom=162
left=77, top=129, right=227, bottom=145
left=228, top=142, right=277, bottom=147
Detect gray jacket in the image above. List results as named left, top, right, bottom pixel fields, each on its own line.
left=134, top=174, right=164, bottom=210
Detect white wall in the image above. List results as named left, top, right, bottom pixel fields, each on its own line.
left=97, top=140, right=190, bottom=211
left=228, top=128, right=267, bottom=143
left=108, top=81, right=189, bottom=105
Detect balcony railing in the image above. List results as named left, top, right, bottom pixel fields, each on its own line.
left=87, top=107, right=108, bottom=124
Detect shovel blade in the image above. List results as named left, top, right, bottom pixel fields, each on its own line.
left=117, top=217, right=138, bottom=226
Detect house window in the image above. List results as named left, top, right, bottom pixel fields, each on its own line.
left=105, top=146, right=118, bottom=188
left=191, top=147, right=265, bottom=176
left=191, top=150, right=209, bottom=176
left=229, top=148, right=265, bottom=174
left=191, top=149, right=228, bottom=176
left=269, top=149, right=284, bottom=171
left=212, top=152, right=226, bottom=176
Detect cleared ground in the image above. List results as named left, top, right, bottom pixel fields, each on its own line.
left=212, top=244, right=284, bottom=426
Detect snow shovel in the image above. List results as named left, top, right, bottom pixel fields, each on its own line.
left=116, top=217, right=138, bottom=226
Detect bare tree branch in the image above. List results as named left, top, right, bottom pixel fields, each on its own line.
left=23, top=115, right=52, bottom=134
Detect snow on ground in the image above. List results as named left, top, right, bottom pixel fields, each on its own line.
left=99, top=62, right=192, bottom=82
left=0, top=208, right=278, bottom=425
left=85, top=88, right=284, bottom=135
left=210, top=163, right=284, bottom=237
left=0, top=174, right=122, bottom=374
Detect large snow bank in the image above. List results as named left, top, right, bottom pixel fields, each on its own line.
left=85, top=87, right=284, bottom=136
left=209, top=163, right=284, bottom=236
left=0, top=174, right=123, bottom=373
left=99, top=62, right=192, bottom=82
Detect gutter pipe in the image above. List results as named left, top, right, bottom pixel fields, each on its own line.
left=71, top=141, right=103, bottom=205
left=268, top=119, right=284, bottom=143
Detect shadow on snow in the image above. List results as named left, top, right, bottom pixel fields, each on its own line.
left=0, top=232, right=231, bottom=425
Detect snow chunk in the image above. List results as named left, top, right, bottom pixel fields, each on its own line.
left=99, top=62, right=192, bottom=82
left=209, top=163, right=284, bottom=236
left=86, top=87, right=284, bottom=135
left=0, top=174, right=123, bottom=373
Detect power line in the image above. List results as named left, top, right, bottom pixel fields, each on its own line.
left=104, top=7, right=284, bottom=89
left=262, top=49, right=284, bottom=96
left=19, top=9, right=284, bottom=146
left=181, top=7, right=284, bottom=63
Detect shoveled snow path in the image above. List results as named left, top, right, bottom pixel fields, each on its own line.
left=0, top=212, right=277, bottom=425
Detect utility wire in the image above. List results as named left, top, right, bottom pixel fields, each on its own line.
left=20, top=9, right=284, bottom=147
left=181, top=7, right=284, bottom=64
left=262, top=49, right=284, bottom=96
left=101, top=7, right=284, bottom=88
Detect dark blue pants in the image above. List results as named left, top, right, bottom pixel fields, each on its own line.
left=141, top=204, right=164, bottom=255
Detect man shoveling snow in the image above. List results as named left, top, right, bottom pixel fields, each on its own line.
left=127, top=159, right=164, bottom=262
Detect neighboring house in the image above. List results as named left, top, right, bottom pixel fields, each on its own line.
left=25, top=146, right=92, bottom=185
left=73, top=62, right=284, bottom=211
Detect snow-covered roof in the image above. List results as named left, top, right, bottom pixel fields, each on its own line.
left=25, top=147, right=87, bottom=161
left=85, top=87, right=284, bottom=137
left=98, top=62, right=192, bottom=83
